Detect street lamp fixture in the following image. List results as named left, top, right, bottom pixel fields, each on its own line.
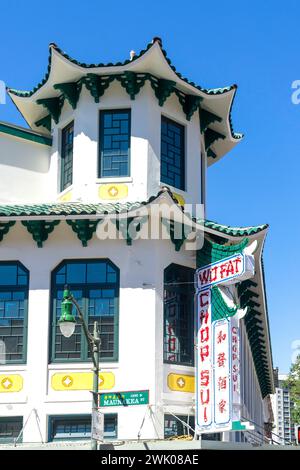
left=59, top=285, right=101, bottom=451
left=58, top=288, right=76, bottom=337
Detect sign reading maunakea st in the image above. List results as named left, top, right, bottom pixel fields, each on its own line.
left=99, top=390, right=149, bottom=407
left=195, top=250, right=255, bottom=434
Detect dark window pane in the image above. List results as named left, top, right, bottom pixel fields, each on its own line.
left=61, top=122, right=74, bottom=191
left=164, top=414, right=194, bottom=438
left=0, top=417, right=23, bottom=443
left=87, top=263, right=107, bottom=283
left=160, top=116, right=185, bottom=190
left=99, top=110, right=130, bottom=178
left=0, top=265, right=17, bottom=285
left=50, top=415, right=117, bottom=440
left=51, top=260, right=119, bottom=362
left=164, top=264, right=194, bottom=366
left=66, top=263, right=86, bottom=284
left=0, top=263, right=28, bottom=363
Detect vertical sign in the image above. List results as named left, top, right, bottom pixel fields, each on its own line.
left=196, top=289, right=213, bottom=427
left=92, top=409, right=104, bottom=441
left=231, top=314, right=241, bottom=422
left=195, top=250, right=255, bottom=434
left=213, top=319, right=231, bottom=426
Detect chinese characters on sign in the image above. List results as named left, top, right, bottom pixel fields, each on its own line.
left=213, top=319, right=230, bottom=426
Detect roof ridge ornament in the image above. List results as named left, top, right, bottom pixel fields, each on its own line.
left=152, top=37, right=162, bottom=46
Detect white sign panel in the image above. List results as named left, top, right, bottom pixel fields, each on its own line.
left=213, top=319, right=231, bottom=426
left=92, top=409, right=104, bottom=441
left=196, top=289, right=213, bottom=428
left=231, top=314, right=241, bottom=422
left=196, top=253, right=254, bottom=291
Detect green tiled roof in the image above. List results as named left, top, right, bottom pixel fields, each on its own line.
left=0, top=200, right=268, bottom=238
left=200, top=219, right=268, bottom=237
left=0, top=201, right=143, bottom=217
left=8, top=39, right=237, bottom=100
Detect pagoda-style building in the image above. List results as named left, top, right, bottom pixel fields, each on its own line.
left=0, top=38, right=273, bottom=444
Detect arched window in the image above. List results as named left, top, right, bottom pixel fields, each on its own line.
left=0, top=262, right=29, bottom=363
left=50, top=259, right=119, bottom=362
left=164, top=264, right=194, bottom=366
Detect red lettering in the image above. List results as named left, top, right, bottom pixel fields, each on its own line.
left=234, top=257, right=242, bottom=273
left=200, top=389, right=210, bottom=405
left=217, top=352, right=226, bottom=367
left=200, top=345, right=210, bottom=362
left=219, top=264, right=227, bottom=279
left=200, top=370, right=210, bottom=387
left=199, top=291, right=209, bottom=307
left=226, top=260, right=235, bottom=276
left=199, top=309, right=209, bottom=325
left=200, top=326, right=209, bottom=343
left=199, top=270, right=210, bottom=286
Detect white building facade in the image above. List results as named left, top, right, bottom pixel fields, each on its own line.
left=0, top=38, right=274, bottom=444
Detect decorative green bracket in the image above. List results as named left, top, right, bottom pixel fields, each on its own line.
left=66, top=219, right=100, bottom=247
left=54, top=82, right=82, bottom=109
left=150, top=77, right=176, bottom=106
left=197, top=237, right=249, bottom=268
left=0, top=221, right=15, bottom=242
left=35, top=114, right=52, bottom=132
left=117, top=72, right=148, bottom=100
left=207, top=148, right=217, bottom=159
left=176, top=91, right=202, bottom=121
left=84, top=74, right=115, bottom=103
left=162, top=219, right=193, bottom=251
left=22, top=220, right=60, bottom=247
left=211, top=286, right=238, bottom=322
left=204, top=128, right=226, bottom=151
left=36, top=97, right=64, bottom=124
left=112, top=216, right=148, bottom=245
left=200, top=108, right=222, bottom=133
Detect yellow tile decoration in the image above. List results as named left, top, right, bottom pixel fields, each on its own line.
left=0, top=374, right=23, bottom=393
left=51, top=371, right=115, bottom=391
left=99, top=184, right=128, bottom=200
left=172, top=193, right=185, bottom=206
left=167, top=373, right=195, bottom=393
left=58, top=191, right=72, bottom=202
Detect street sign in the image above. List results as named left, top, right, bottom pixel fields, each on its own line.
left=91, top=409, right=104, bottom=441
left=99, top=390, right=149, bottom=407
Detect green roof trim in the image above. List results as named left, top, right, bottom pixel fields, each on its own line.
left=0, top=200, right=268, bottom=239
left=0, top=121, right=52, bottom=146
left=7, top=38, right=241, bottom=141
left=200, top=219, right=268, bottom=237
left=197, top=237, right=249, bottom=268
left=8, top=39, right=237, bottom=99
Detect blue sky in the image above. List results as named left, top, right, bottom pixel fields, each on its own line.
left=0, top=0, right=299, bottom=372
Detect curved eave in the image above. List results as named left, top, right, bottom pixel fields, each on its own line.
left=7, top=40, right=242, bottom=150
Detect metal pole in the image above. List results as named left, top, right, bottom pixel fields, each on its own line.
left=91, top=321, right=100, bottom=451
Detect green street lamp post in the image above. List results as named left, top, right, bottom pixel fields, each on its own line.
left=58, top=285, right=101, bottom=451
